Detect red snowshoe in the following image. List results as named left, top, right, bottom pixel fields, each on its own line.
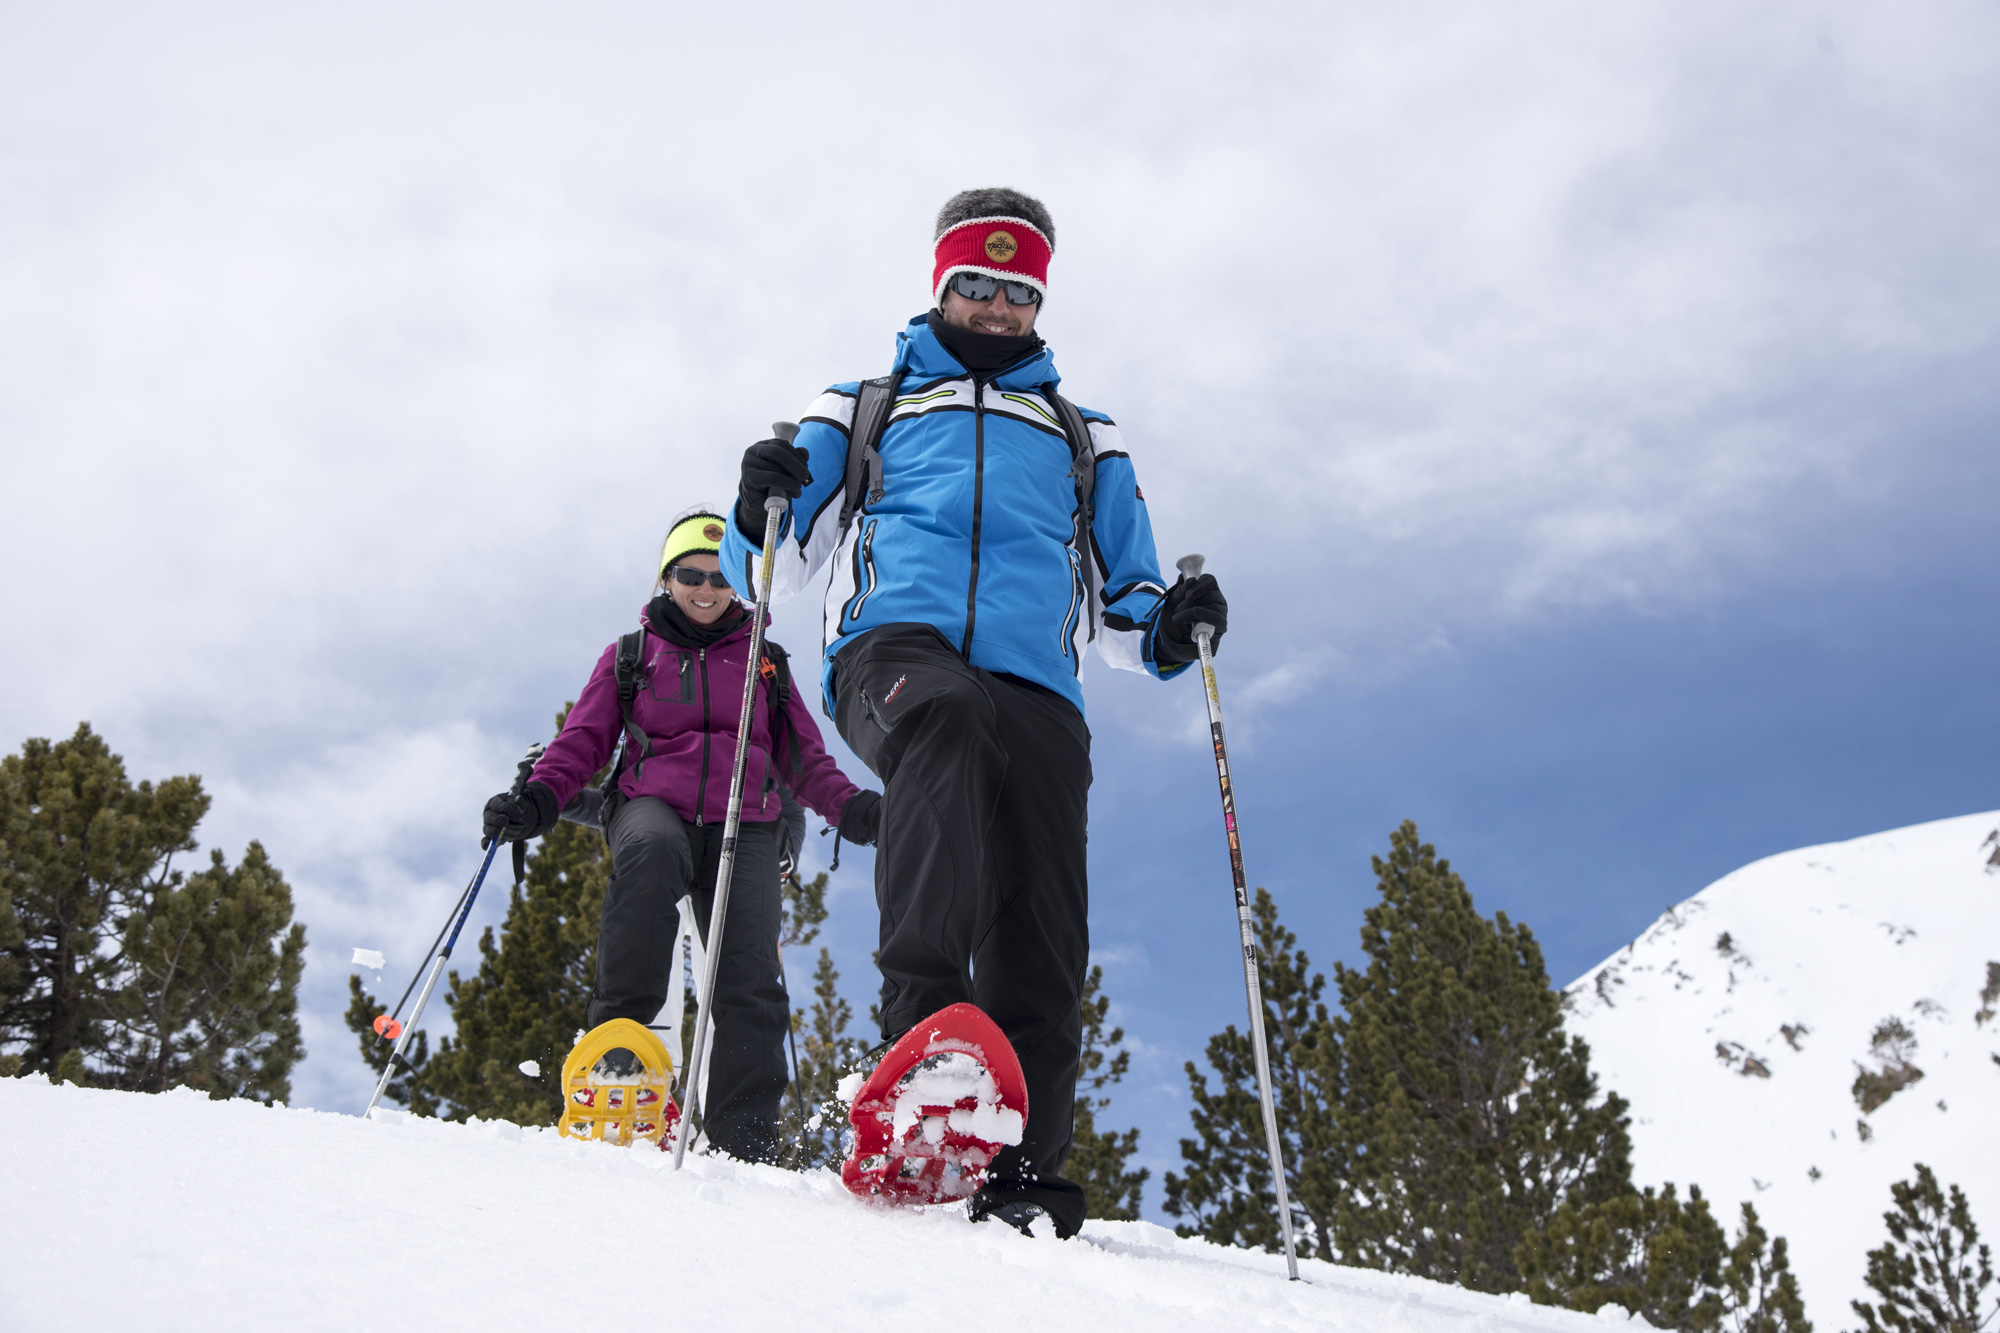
left=841, top=1003, right=1028, bottom=1206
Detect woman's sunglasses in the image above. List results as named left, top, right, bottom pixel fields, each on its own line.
left=666, top=566, right=733, bottom=590
left=948, top=271, right=1042, bottom=307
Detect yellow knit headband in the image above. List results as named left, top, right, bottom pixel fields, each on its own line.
left=659, top=512, right=730, bottom=576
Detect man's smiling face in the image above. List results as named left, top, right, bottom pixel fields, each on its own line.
left=939, top=283, right=1039, bottom=338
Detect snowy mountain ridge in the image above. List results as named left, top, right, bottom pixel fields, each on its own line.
left=1564, top=810, right=2000, bottom=1331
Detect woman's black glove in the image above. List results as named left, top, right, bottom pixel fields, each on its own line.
left=736, top=438, right=814, bottom=537
left=838, top=789, right=883, bottom=847
left=1152, top=572, right=1228, bottom=666
left=482, top=780, right=560, bottom=847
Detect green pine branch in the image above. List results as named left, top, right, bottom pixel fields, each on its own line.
left=1, top=723, right=306, bottom=1100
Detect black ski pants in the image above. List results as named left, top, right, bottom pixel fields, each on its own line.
left=590, top=796, right=788, bottom=1164
left=833, top=623, right=1091, bottom=1232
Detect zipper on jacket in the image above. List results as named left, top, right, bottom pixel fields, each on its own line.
left=696, top=647, right=711, bottom=825
left=855, top=519, right=881, bottom=621
left=961, top=382, right=986, bottom=657
left=843, top=518, right=881, bottom=628
left=1061, top=546, right=1085, bottom=671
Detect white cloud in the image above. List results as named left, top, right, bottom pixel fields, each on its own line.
left=4, top=0, right=1995, bottom=1107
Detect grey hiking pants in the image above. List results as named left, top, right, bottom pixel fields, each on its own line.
left=590, top=795, right=788, bottom=1163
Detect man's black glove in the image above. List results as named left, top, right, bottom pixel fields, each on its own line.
left=1152, top=572, right=1228, bottom=666
left=482, top=779, right=560, bottom=847
left=838, top=789, right=883, bottom=847
left=736, top=438, right=813, bottom=538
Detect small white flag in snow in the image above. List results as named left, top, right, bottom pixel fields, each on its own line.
left=351, top=948, right=385, bottom=970
left=518, top=1060, right=540, bottom=1078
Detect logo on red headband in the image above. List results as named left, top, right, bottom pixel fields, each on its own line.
left=933, top=215, right=1053, bottom=305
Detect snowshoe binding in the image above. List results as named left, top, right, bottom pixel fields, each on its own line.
left=971, top=1197, right=1051, bottom=1238
left=558, top=1018, right=680, bottom=1149
left=841, top=1003, right=1028, bottom=1206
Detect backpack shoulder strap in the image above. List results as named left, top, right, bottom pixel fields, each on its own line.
left=611, top=629, right=654, bottom=781
left=759, top=639, right=793, bottom=709
left=1048, top=392, right=1100, bottom=640
left=1047, top=392, right=1096, bottom=522
left=758, top=638, right=802, bottom=776
left=614, top=629, right=646, bottom=704
left=838, top=373, right=904, bottom=536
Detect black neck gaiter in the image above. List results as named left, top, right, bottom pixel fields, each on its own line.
left=926, top=309, right=1044, bottom=377
left=647, top=594, right=748, bottom=649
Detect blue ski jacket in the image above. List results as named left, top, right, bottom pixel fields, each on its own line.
left=721, top=314, right=1185, bottom=717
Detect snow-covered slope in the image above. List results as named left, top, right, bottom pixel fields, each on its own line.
left=1566, top=811, right=2000, bottom=1331
left=3, top=1078, right=1632, bottom=1333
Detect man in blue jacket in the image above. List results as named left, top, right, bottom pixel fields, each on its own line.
left=723, top=187, right=1228, bottom=1237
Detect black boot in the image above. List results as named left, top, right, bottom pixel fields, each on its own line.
left=969, top=1180, right=1085, bottom=1239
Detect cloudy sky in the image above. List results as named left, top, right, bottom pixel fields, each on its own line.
left=4, top=1, right=1997, bottom=1215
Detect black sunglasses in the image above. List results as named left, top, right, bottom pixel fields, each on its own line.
left=948, top=271, right=1042, bottom=307
left=666, top=566, right=733, bottom=590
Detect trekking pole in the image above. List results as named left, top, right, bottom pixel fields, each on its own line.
left=364, top=837, right=503, bottom=1119
left=1178, top=553, right=1301, bottom=1281
left=370, top=877, right=475, bottom=1049
left=364, top=759, right=534, bottom=1120
left=673, top=421, right=796, bottom=1169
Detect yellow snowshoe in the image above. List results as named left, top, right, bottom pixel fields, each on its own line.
left=557, top=1019, right=680, bottom=1149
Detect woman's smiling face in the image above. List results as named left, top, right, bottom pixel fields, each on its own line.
left=664, top=552, right=735, bottom=625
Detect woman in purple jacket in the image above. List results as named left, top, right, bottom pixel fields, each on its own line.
left=482, top=510, right=881, bottom=1161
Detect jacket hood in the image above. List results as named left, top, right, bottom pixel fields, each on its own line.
left=895, top=313, right=1062, bottom=393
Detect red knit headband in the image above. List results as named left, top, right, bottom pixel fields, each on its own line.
left=932, top=216, right=1053, bottom=306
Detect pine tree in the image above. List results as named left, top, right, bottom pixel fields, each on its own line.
left=0, top=866, right=18, bottom=1077
left=1068, top=963, right=1149, bottom=1220
left=781, top=868, right=829, bottom=950
left=0, top=724, right=205, bottom=1077
left=1520, top=1186, right=1810, bottom=1331
left=1163, top=886, right=1340, bottom=1257
left=773, top=870, right=870, bottom=1169
left=1853, top=1017, right=1925, bottom=1115
left=1717, top=1203, right=1812, bottom=1333
left=1851, top=1164, right=1996, bottom=1333
left=1520, top=1183, right=1728, bottom=1325
left=97, top=841, right=306, bottom=1099
left=0, top=724, right=306, bottom=1098
left=1325, top=820, right=1632, bottom=1292
left=783, top=944, right=869, bottom=1169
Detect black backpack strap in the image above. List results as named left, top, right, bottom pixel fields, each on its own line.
left=838, top=373, right=904, bottom=535
left=759, top=639, right=802, bottom=776
left=610, top=629, right=653, bottom=782
left=1048, top=392, right=1099, bottom=640
left=760, top=639, right=794, bottom=709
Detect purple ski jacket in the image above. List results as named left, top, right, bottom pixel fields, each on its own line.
left=529, top=605, right=861, bottom=829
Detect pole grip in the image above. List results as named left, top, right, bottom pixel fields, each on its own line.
left=1177, top=554, right=1214, bottom=648
left=766, top=422, right=800, bottom=517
